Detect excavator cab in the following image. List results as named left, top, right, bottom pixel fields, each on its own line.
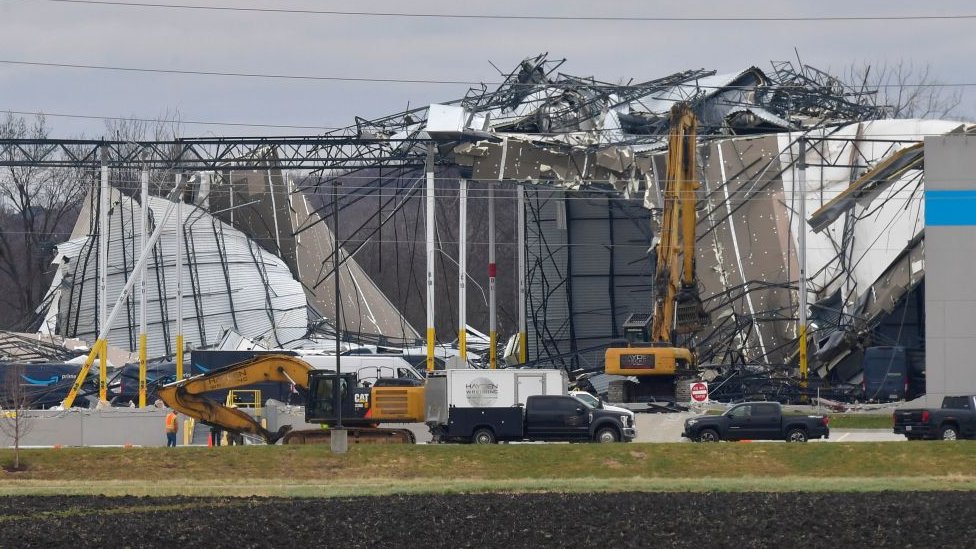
left=305, top=370, right=426, bottom=427
left=305, top=372, right=356, bottom=425
left=622, top=313, right=653, bottom=344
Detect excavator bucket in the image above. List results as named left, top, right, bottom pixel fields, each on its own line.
left=674, top=287, right=709, bottom=334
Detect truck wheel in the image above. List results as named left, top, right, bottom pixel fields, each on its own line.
left=697, top=428, right=720, bottom=443
left=940, top=424, right=959, bottom=441
left=595, top=427, right=619, bottom=443
left=472, top=428, right=497, bottom=445
left=786, top=428, right=808, bottom=443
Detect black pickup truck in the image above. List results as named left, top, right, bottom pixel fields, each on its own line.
left=893, top=395, right=976, bottom=440
left=432, top=394, right=636, bottom=444
left=682, top=402, right=830, bottom=442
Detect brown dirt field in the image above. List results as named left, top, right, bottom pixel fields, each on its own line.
left=0, top=492, right=973, bottom=548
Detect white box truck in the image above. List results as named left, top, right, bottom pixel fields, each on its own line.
left=426, top=368, right=566, bottom=430
left=425, top=369, right=635, bottom=444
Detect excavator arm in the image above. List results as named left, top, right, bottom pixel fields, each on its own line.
left=604, top=103, right=710, bottom=400
left=652, top=102, right=708, bottom=341
left=157, top=354, right=313, bottom=444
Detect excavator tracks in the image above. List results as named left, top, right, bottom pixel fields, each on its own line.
left=281, top=428, right=416, bottom=445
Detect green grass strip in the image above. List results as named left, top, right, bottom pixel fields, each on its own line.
left=1, top=441, right=973, bottom=496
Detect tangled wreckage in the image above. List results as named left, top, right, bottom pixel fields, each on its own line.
left=24, top=53, right=973, bottom=406
left=421, top=53, right=964, bottom=404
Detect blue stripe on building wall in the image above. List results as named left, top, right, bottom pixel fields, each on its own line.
left=925, top=190, right=976, bottom=226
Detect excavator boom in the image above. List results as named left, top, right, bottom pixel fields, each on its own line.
left=157, top=354, right=311, bottom=444
left=653, top=102, right=708, bottom=341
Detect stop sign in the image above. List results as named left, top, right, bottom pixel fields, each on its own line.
left=690, top=382, right=709, bottom=403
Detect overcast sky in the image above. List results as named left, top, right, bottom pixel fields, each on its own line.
left=1, top=0, right=973, bottom=138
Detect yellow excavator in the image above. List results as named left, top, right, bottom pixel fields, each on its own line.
left=158, top=354, right=426, bottom=444
left=604, top=102, right=709, bottom=404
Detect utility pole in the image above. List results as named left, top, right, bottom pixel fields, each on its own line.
left=425, top=145, right=436, bottom=373
left=458, top=178, right=467, bottom=361
left=332, top=179, right=347, bottom=453
left=138, top=169, right=149, bottom=408
left=488, top=182, right=497, bottom=369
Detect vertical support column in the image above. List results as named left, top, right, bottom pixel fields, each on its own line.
left=488, top=182, right=497, bottom=369
left=797, top=138, right=808, bottom=388
left=229, top=171, right=235, bottom=225
left=517, top=184, right=527, bottom=364
left=138, top=169, right=149, bottom=408
left=332, top=180, right=344, bottom=433
left=98, top=160, right=108, bottom=402
left=425, top=145, right=436, bottom=373
left=174, top=173, right=184, bottom=381
left=458, top=178, right=467, bottom=361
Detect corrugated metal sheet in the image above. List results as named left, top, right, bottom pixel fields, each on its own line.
left=525, top=189, right=653, bottom=373
left=525, top=188, right=570, bottom=368
left=691, top=135, right=795, bottom=363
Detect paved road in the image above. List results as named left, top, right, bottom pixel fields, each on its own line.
left=408, top=414, right=904, bottom=444
left=633, top=413, right=904, bottom=443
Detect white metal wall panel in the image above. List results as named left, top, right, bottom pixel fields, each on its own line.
left=50, top=192, right=307, bottom=357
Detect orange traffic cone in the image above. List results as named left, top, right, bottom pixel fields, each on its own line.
left=208, top=433, right=213, bottom=447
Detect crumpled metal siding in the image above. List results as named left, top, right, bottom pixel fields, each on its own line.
left=52, top=191, right=308, bottom=357
left=690, top=135, right=795, bottom=364
left=670, top=120, right=956, bottom=369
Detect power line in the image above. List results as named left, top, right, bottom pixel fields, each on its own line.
left=3, top=58, right=974, bottom=90
left=41, top=0, right=976, bottom=22
left=0, top=59, right=477, bottom=85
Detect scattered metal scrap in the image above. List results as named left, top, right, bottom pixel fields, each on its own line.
left=0, top=331, right=81, bottom=362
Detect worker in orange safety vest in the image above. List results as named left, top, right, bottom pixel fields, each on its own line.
left=165, top=410, right=179, bottom=447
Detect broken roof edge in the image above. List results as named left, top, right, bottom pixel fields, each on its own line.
left=809, top=142, right=924, bottom=233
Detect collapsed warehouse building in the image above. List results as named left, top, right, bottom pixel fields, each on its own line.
left=415, top=53, right=967, bottom=402
left=24, top=53, right=973, bottom=403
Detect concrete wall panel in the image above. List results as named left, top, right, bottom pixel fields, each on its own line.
left=0, top=409, right=169, bottom=448
left=925, top=135, right=976, bottom=399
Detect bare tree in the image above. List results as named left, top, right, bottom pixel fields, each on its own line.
left=0, top=364, right=37, bottom=471
left=0, top=113, right=91, bottom=329
left=103, top=111, right=185, bottom=196
left=847, top=60, right=964, bottom=119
